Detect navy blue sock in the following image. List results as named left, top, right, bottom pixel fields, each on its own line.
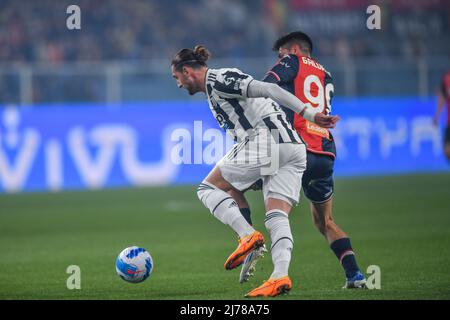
left=239, top=208, right=252, bottom=226
left=330, top=238, right=360, bottom=279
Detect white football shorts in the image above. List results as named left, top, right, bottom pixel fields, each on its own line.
left=218, top=134, right=306, bottom=206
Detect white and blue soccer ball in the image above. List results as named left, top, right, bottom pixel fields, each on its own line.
left=115, top=246, right=153, bottom=283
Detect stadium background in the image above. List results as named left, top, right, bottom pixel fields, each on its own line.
left=0, top=0, right=449, bottom=300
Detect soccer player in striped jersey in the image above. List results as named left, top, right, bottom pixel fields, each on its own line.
left=238, top=31, right=366, bottom=289
left=171, top=45, right=339, bottom=297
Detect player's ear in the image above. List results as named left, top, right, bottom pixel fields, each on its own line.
left=182, top=66, right=189, bottom=75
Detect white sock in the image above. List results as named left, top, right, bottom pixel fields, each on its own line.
left=197, top=181, right=254, bottom=238
left=264, top=210, right=294, bottom=279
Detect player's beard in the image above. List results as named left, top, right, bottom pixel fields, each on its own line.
left=186, top=83, right=198, bottom=95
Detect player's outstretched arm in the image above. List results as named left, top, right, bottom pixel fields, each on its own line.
left=247, top=80, right=339, bottom=128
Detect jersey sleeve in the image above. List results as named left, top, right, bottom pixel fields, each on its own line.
left=211, top=69, right=254, bottom=99
left=262, top=54, right=299, bottom=84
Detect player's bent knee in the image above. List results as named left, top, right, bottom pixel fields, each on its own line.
left=197, top=181, right=217, bottom=205
left=197, top=181, right=237, bottom=216
left=265, top=193, right=294, bottom=213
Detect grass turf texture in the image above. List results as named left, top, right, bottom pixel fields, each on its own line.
left=0, top=173, right=449, bottom=300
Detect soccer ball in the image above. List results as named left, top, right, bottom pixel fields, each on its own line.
left=115, top=246, right=153, bottom=283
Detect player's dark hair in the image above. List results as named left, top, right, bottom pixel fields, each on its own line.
left=171, top=45, right=210, bottom=71
left=273, top=31, right=313, bottom=55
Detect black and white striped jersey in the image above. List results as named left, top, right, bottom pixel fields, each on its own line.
left=205, top=68, right=303, bottom=144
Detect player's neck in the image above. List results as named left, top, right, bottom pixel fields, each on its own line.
left=291, top=49, right=310, bottom=58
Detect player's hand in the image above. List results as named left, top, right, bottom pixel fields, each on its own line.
left=314, top=113, right=340, bottom=128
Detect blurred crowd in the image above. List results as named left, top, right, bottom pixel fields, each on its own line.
left=0, top=0, right=448, bottom=104
left=0, top=0, right=448, bottom=63
left=0, top=0, right=272, bottom=62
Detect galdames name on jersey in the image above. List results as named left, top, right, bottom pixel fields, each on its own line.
left=301, top=56, right=325, bottom=71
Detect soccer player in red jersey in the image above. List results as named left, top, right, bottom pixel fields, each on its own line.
left=239, top=32, right=366, bottom=289
left=433, top=70, right=450, bottom=161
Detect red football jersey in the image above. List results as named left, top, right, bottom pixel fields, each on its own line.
left=263, top=54, right=336, bottom=158
left=292, top=55, right=335, bottom=158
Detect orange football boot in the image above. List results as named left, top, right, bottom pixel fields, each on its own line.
left=224, top=231, right=265, bottom=270
left=245, top=276, right=292, bottom=297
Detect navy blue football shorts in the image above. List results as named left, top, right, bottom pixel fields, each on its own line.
left=302, top=152, right=335, bottom=203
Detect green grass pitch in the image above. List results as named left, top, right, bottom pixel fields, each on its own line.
left=0, top=173, right=449, bottom=300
